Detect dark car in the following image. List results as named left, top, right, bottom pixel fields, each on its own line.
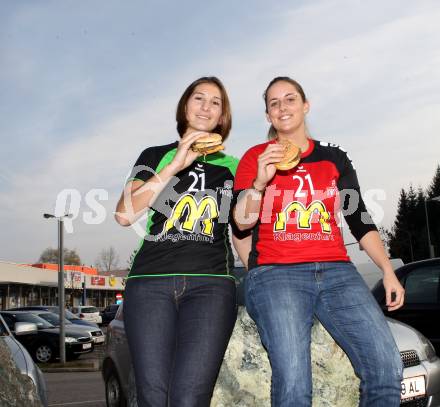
left=372, top=258, right=440, bottom=354
left=10, top=305, right=99, bottom=328
left=25, top=311, right=105, bottom=345
left=100, top=304, right=120, bottom=326
left=0, top=311, right=94, bottom=363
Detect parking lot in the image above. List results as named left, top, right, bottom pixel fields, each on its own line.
left=43, top=326, right=107, bottom=406
left=45, top=371, right=105, bottom=406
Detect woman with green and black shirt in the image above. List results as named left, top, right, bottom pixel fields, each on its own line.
left=115, top=77, right=247, bottom=407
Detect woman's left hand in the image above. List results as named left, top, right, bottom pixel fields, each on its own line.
left=383, top=272, right=405, bottom=311
left=358, top=231, right=405, bottom=312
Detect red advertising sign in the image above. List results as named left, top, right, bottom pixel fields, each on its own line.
left=91, top=276, right=106, bottom=286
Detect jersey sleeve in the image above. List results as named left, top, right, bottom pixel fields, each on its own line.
left=232, top=146, right=260, bottom=213
left=226, top=155, right=239, bottom=177
left=337, top=150, right=377, bottom=242
left=126, top=147, right=158, bottom=184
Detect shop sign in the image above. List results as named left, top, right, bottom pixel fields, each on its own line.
left=91, top=276, right=106, bottom=286
left=64, top=271, right=83, bottom=289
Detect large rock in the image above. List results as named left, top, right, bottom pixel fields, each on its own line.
left=212, top=307, right=360, bottom=406
left=126, top=307, right=360, bottom=406
left=0, top=339, right=43, bottom=407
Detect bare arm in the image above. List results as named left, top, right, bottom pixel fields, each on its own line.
left=232, top=232, right=252, bottom=269
left=115, top=165, right=181, bottom=226
left=359, top=230, right=405, bottom=311
left=115, top=132, right=205, bottom=226
left=233, top=190, right=264, bottom=231
left=233, top=144, right=284, bottom=231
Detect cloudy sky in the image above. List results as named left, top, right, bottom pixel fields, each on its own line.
left=1, top=0, right=439, bottom=267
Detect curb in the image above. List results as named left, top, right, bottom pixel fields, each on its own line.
left=39, top=359, right=100, bottom=373
left=41, top=367, right=99, bottom=372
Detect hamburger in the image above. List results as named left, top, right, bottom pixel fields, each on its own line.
left=191, top=133, right=224, bottom=155
left=275, top=140, right=301, bottom=170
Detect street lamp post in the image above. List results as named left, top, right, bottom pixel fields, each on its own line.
left=424, top=196, right=440, bottom=259
left=82, top=275, right=87, bottom=306
left=43, top=213, right=72, bottom=364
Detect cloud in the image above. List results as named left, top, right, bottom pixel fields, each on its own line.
left=1, top=0, right=439, bottom=265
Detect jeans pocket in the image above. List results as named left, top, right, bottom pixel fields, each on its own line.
left=249, top=265, right=275, bottom=279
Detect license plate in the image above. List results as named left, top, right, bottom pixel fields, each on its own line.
left=94, top=337, right=105, bottom=343
left=401, top=375, right=425, bottom=401
left=83, top=343, right=92, bottom=350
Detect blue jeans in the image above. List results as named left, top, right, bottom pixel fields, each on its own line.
left=245, top=262, right=403, bottom=407
left=123, top=276, right=237, bottom=407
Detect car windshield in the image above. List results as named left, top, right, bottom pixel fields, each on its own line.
left=64, top=309, right=79, bottom=319
left=37, top=313, right=72, bottom=326
left=14, top=313, right=54, bottom=329
left=81, top=307, right=98, bottom=313
left=46, top=308, right=80, bottom=320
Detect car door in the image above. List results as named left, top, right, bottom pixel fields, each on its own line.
left=110, top=305, right=132, bottom=390
left=388, top=265, right=440, bottom=351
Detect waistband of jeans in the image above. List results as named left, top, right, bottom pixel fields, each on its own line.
left=252, top=260, right=353, bottom=273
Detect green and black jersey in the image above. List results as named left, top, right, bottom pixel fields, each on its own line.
left=127, top=142, right=238, bottom=280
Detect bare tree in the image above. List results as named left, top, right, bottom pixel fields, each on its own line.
left=95, top=246, right=120, bottom=272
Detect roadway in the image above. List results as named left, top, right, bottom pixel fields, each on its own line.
left=44, top=371, right=105, bottom=407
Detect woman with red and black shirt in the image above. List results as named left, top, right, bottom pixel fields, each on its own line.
left=233, top=76, right=404, bottom=407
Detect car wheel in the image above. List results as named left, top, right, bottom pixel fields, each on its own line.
left=34, top=343, right=54, bottom=363
left=105, top=370, right=127, bottom=407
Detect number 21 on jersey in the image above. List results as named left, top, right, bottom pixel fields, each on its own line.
left=188, top=171, right=205, bottom=192
left=292, top=173, right=315, bottom=197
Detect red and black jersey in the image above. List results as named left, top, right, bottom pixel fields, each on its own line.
left=233, top=139, right=377, bottom=269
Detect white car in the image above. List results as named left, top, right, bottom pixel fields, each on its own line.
left=389, top=318, right=440, bottom=405
left=71, top=306, right=102, bottom=325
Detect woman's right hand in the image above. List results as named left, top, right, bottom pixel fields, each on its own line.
left=167, top=132, right=206, bottom=174
left=254, top=143, right=284, bottom=190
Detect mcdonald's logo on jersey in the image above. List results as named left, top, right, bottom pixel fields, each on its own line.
left=163, top=194, right=219, bottom=237
left=274, top=200, right=331, bottom=234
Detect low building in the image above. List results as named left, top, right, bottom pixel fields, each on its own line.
left=0, top=261, right=127, bottom=310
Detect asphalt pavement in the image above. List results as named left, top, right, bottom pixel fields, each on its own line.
left=42, top=326, right=108, bottom=406
left=44, top=371, right=105, bottom=407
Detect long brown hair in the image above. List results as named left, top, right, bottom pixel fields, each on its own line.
left=176, top=77, right=232, bottom=141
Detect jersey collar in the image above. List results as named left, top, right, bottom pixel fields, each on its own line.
left=301, top=138, right=315, bottom=158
